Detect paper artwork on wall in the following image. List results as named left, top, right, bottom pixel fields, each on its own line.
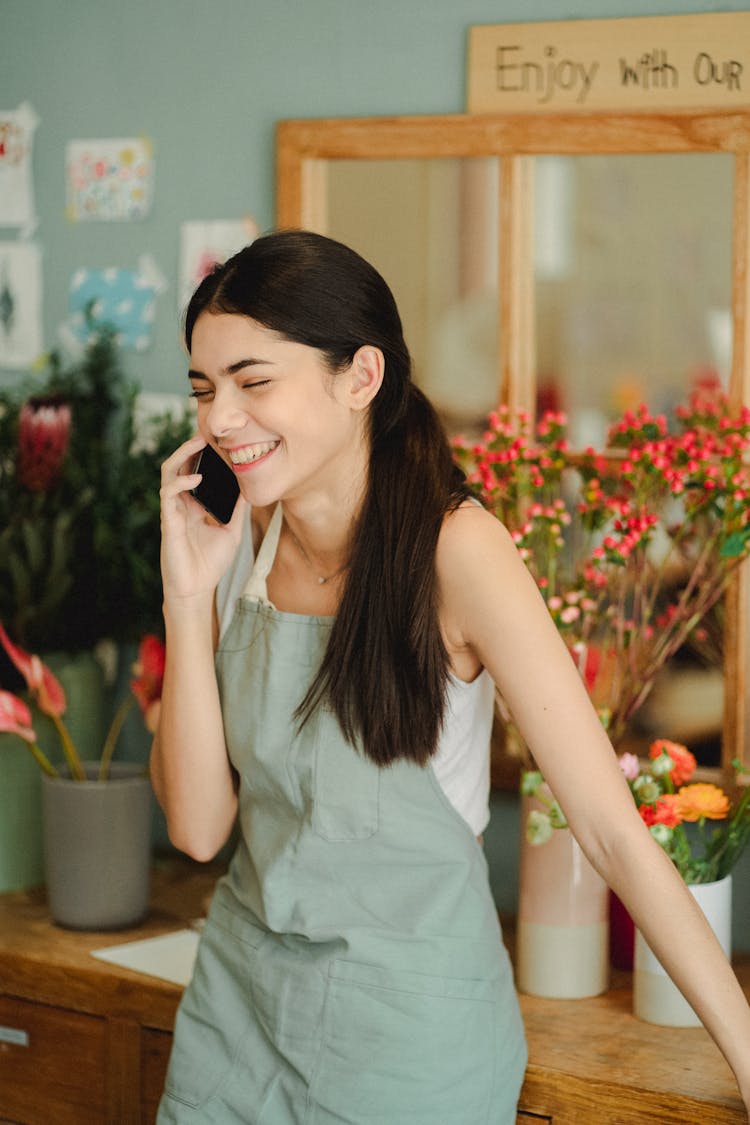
left=66, top=254, right=167, bottom=351
left=66, top=137, right=154, bottom=222
left=0, top=242, right=43, bottom=369
left=0, top=102, right=39, bottom=233
left=178, top=218, right=258, bottom=312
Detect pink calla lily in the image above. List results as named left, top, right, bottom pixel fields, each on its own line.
left=0, top=690, right=36, bottom=743
left=0, top=689, right=59, bottom=776
left=0, top=622, right=66, bottom=717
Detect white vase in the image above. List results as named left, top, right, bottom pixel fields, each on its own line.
left=517, top=792, right=609, bottom=998
left=633, top=875, right=732, bottom=1027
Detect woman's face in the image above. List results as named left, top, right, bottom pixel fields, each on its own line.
left=188, top=312, right=366, bottom=509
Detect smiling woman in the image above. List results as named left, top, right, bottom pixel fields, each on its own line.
left=150, top=230, right=750, bottom=1124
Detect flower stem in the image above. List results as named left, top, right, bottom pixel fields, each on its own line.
left=98, top=695, right=135, bottom=781
left=25, top=739, right=59, bottom=777
left=50, top=712, right=86, bottom=780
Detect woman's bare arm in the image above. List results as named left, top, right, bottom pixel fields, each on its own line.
left=149, top=434, right=246, bottom=860
left=438, top=506, right=750, bottom=1113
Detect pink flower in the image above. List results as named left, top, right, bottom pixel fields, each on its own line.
left=18, top=396, right=71, bottom=492
left=618, top=752, right=640, bottom=781
left=0, top=690, right=36, bottom=743
left=0, top=622, right=66, bottom=717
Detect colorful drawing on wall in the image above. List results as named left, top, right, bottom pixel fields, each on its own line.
left=0, top=242, right=43, bottom=369
left=178, top=218, right=258, bottom=312
left=0, top=102, right=39, bottom=233
left=66, top=137, right=154, bottom=222
left=67, top=254, right=166, bottom=351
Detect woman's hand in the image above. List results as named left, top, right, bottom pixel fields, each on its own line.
left=159, top=433, right=247, bottom=604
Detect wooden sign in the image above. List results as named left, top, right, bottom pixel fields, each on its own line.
left=467, top=12, right=750, bottom=114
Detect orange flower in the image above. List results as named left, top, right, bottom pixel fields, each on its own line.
left=676, top=783, right=730, bottom=822
left=638, top=794, right=683, bottom=828
left=649, top=739, right=697, bottom=787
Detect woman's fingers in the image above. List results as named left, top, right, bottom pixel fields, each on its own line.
left=160, top=434, right=206, bottom=505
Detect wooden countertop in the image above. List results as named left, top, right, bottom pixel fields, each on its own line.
left=0, top=860, right=747, bottom=1123
left=0, top=858, right=220, bottom=1031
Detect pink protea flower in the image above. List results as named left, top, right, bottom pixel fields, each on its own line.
left=17, top=395, right=72, bottom=492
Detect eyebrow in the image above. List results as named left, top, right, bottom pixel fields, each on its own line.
left=188, top=357, right=275, bottom=381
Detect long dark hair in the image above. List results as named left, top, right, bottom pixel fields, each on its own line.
left=185, top=229, right=471, bottom=766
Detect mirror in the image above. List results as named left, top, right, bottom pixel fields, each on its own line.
left=324, top=156, right=501, bottom=433
left=276, top=109, right=750, bottom=784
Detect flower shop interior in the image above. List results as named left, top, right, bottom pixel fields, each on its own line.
left=3, top=1, right=750, bottom=1122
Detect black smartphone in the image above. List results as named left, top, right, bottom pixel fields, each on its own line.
left=190, top=444, right=241, bottom=524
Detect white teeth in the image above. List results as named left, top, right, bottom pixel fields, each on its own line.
left=228, top=441, right=279, bottom=465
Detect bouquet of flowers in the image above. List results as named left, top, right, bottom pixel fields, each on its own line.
left=521, top=740, right=750, bottom=884
left=618, top=739, right=750, bottom=884
left=0, top=623, right=165, bottom=782
left=0, top=326, right=193, bottom=652
left=452, top=390, right=750, bottom=749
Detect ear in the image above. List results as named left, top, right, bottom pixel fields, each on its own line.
left=345, top=346, right=384, bottom=411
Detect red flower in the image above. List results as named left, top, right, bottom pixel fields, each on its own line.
left=638, top=794, right=682, bottom=828
left=18, top=396, right=71, bottom=492
left=130, top=635, right=165, bottom=732
left=649, top=739, right=697, bottom=787
left=0, top=622, right=66, bottom=717
left=0, top=690, right=36, bottom=743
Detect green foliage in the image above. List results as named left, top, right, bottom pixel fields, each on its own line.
left=0, top=327, right=193, bottom=651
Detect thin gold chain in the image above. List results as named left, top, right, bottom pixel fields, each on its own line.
left=284, top=520, right=348, bottom=585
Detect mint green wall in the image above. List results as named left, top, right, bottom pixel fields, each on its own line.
left=2, top=0, right=749, bottom=394
left=3, top=0, right=750, bottom=947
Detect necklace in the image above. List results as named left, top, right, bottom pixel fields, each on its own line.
left=285, top=521, right=348, bottom=585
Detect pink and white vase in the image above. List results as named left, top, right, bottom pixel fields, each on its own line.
left=517, top=791, right=609, bottom=998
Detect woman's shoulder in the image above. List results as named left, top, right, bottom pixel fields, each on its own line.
left=437, top=499, right=516, bottom=576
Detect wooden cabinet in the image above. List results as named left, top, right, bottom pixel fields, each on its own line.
left=0, top=859, right=218, bottom=1125
left=0, top=862, right=747, bottom=1123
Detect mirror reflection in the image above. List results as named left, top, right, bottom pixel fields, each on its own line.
left=325, top=156, right=500, bottom=433
left=535, top=153, right=733, bottom=449
left=323, top=151, right=735, bottom=771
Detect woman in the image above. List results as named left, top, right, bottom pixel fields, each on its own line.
left=153, top=230, right=750, bottom=1124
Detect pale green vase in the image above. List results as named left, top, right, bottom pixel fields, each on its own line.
left=0, top=650, right=107, bottom=892
left=0, top=735, right=45, bottom=891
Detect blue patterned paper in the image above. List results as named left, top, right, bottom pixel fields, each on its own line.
left=68, top=266, right=157, bottom=351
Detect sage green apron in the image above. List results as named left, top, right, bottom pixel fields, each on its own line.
left=158, top=505, right=527, bottom=1124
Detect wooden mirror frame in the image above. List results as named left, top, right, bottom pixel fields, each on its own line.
left=276, top=108, right=750, bottom=787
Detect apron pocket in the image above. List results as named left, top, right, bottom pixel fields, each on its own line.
left=309, top=960, right=506, bottom=1124
left=312, top=707, right=380, bottom=842
left=162, top=914, right=256, bottom=1110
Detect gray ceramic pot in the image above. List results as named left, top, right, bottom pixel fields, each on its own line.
left=41, top=761, right=152, bottom=930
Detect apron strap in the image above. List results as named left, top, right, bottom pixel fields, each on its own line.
left=242, top=502, right=283, bottom=603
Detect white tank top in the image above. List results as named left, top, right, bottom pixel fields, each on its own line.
left=216, top=509, right=493, bottom=835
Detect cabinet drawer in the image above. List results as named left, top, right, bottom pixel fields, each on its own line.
left=0, top=994, right=106, bottom=1124
left=141, top=1027, right=173, bottom=1123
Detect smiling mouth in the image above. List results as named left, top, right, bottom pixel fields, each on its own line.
left=227, top=441, right=280, bottom=465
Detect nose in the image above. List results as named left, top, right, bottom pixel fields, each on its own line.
left=205, top=383, right=249, bottom=438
